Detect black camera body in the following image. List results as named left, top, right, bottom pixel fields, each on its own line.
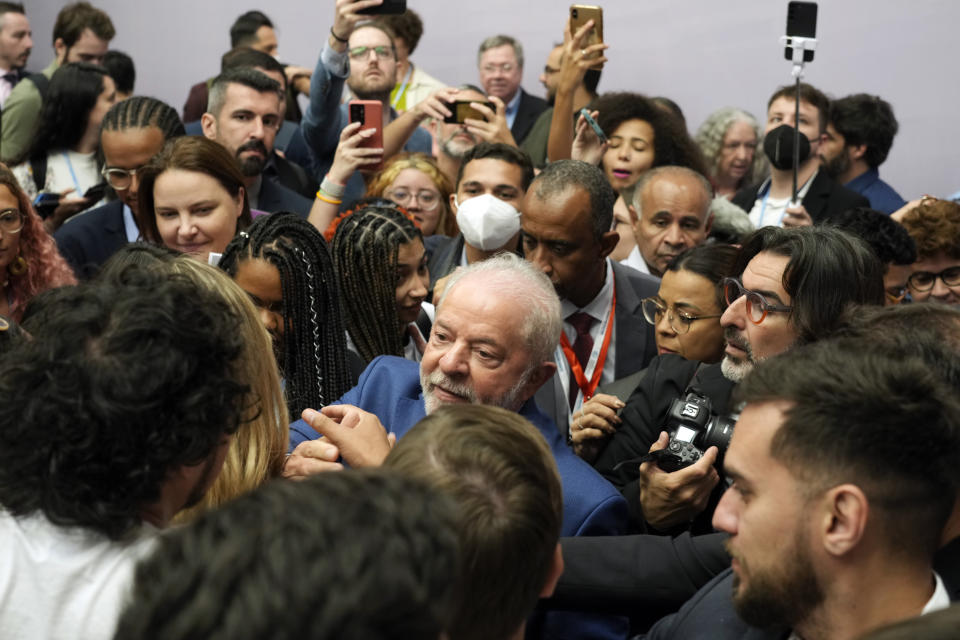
left=658, top=392, right=735, bottom=472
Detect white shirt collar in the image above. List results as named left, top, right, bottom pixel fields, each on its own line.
left=621, top=245, right=653, bottom=276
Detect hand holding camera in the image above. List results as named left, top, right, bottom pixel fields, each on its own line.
left=638, top=431, right=720, bottom=530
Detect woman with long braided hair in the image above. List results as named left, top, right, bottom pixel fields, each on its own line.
left=220, top=212, right=352, bottom=419
left=329, top=203, right=430, bottom=365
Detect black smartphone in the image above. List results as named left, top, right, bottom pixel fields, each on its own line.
left=357, top=0, right=406, bottom=15
left=443, top=100, right=495, bottom=124
left=32, top=192, right=59, bottom=219
left=784, top=1, right=817, bottom=62
left=83, top=182, right=107, bottom=202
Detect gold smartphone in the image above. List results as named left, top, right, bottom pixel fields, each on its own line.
left=570, top=4, right=604, bottom=65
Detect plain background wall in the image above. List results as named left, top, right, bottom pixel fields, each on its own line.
left=25, top=0, right=958, bottom=199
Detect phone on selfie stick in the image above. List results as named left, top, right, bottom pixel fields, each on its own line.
left=780, top=1, right=818, bottom=205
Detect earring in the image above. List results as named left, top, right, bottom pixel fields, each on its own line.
left=7, top=255, right=27, bottom=276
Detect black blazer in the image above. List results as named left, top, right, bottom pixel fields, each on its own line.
left=732, top=171, right=869, bottom=224
left=511, top=88, right=549, bottom=146
left=53, top=200, right=129, bottom=280
left=258, top=175, right=313, bottom=218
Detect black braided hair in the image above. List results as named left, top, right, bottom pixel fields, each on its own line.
left=220, top=212, right=351, bottom=419
left=330, top=204, right=423, bottom=364
left=100, top=95, right=186, bottom=139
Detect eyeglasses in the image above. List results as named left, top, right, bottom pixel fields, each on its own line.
left=101, top=166, right=144, bottom=191
left=885, top=285, right=907, bottom=305
left=907, top=266, right=960, bottom=292
left=721, top=277, right=792, bottom=325
left=481, top=63, right=516, bottom=74
left=348, top=46, right=393, bottom=61
left=641, top=297, right=722, bottom=335
left=0, top=208, right=24, bottom=234
left=386, top=188, right=440, bottom=211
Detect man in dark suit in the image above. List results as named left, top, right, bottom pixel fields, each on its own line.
left=521, top=160, right=659, bottom=435
left=0, top=3, right=32, bottom=110
left=200, top=68, right=311, bottom=217
left=733, top=83, right=867, bottom=227
left=477, top=34, right=548, bottom=145
left=55, top=96, right=185, bottom=279
left=644, top=337, right=959, bottom=639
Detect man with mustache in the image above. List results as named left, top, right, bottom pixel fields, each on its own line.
left=590, top=226, right=885, bottom=535
left=201, top=67, right=312, bottom=216
left=0, top=2, right=32, bottom=109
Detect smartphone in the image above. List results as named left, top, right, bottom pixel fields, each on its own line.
left=784, top=1, right=817, bottom=62
left=579, top=108, right=607, bottom=143
left=570, top=5, right=604, bottom=65
left=32, top=192, right=59, bottom=219
left=348, top=99, right=384, bottom=171
left=83, top=182, right=107, bottom=203
left=357, top=0, right=406, bottom=15
left=443, top=100, right=495, bottom=124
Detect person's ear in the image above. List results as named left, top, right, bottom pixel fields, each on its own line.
left=539, top=543, right=565, bottom=598
left=519, top=361, right=557, bottom=401
left=598, top=229, right=619, bottom=259
left=820, top=484, right=869, bottom=557
left=200, top=113, right=218, bottom=140
left=53, top=38, right=67, bottom=63
left=449, top=191, right=458, bottom=214
left=234, top=186, right=245, bottom=219
left=849, top=144, right=868, bottom=162
left=704, top=212, right=714, bottom=236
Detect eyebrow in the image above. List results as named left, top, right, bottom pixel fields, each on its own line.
left=753, top=288, right=787, bottom=305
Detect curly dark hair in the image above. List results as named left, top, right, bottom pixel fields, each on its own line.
left=114, top=470, right=459, bottom=640
left=593, top=92, right=708, bottom=176
left=829, top=207, right=917, bottom=266
left=900, top=199, right=960, bottom=262
left=3, top=267, right=249, bottom=540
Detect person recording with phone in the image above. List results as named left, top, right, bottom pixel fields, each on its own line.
left=9, top=62, right=116, bottom=234
left=732, top=83, right=867, bottom=228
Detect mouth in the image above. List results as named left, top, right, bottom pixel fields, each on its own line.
left=431, top=384, right=469, bottom=404
left=658, top=346, right=678, bottom=356
left=176, top=243, right=209, bottom=255
left=611, top=169, right=632, bottom=180
left=724, top=341, right=748, bottom=358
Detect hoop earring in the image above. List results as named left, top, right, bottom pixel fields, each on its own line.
left=7, top=255, right=27, bottom=276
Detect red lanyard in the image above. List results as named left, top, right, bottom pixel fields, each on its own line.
left=559, top=286, right=616, bottom=403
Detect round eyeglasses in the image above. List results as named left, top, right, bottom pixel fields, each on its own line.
left=721, top=277, right=792, bottom=325
left=385, top=188, right=441, bottom=211
left=101, top=166, right=143, bottom=191
left=0, top=208, right=24, bottom=234
left=907, top=266, right=960, bottom=292
left=641, top=297, right=722, bottom=335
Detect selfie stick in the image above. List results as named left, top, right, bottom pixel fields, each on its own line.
left=780, top=34, right=817, bottom=205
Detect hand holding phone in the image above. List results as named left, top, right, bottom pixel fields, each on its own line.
left=347, top=100, right=385, bottom=172
left=569, top=5, right=605, bottom=65
left=443, top=100, right=496, bottom=124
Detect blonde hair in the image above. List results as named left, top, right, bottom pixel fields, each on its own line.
left=365, top=152, right=458, bottom=237
left=167, top=258, right=288, bottom=522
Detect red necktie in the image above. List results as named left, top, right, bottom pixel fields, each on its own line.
left=567, top=312, right=595, bottom=409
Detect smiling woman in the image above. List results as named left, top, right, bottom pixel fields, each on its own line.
left=136, top=136, right=253, bottom=263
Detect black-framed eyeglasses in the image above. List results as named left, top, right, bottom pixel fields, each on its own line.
left=641, top=297, right=722, bottom=335
left=101, top=166, right=144, bottom=191
left=348, top=45, right=393, bottom=61
left=721, top=277, right=792, bottom=325
left=907, top=266, right=960, bottom=292
left=0, top=208, right=24, bottom=234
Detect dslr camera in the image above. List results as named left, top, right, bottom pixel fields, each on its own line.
left=656, top=392, right=735, bottom=471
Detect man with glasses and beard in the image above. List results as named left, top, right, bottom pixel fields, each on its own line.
left=590, top=226, right=885, bottom=534
left=201, top=68, right=311, bottom=216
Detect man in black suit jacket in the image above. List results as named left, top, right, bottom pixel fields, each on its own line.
left=477, top=35, right=548, bottom=145
left=201, top=68, right=311, bottom=217
left=643, top=338, right=959, bottom=639
left=521, top=160, right=658, bottom=436
left=734, top=83, right=868, bottom=227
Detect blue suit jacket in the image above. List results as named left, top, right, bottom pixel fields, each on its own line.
left=53, top=200, right=129, bottom=280
left=289, top=355, right=627, bottom=538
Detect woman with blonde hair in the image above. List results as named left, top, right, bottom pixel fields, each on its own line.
left=99, top=244, right=287, bottom=519
left=365, top=152, right=456, bottom=237
left=0, top=166, right=76, bottom=321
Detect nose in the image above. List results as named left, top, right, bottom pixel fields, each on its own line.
left=735, top=144, right=750, bottom=162
left=617, top=145, right=632, bottom=161
left=711, top=486, right=738, bottom=534
left=258, top=307, right=278, bottom=333
left=127, top=173, right=140, bottom=199
left=663, top=223, right=685, bottom=247
left=177, top=214, right=198, bottom=240
left=931, top=276, right=953, bottom=301
left=720, top=296, right=745, bottom=330
left=412, top=273, right=429, bottom=300
left=250, top=117, right=265, bottom=139
left=526, top=246, right=552, bottom=278
left=656, top=310, right=676, bottom=336
left=438, top=341, right=468, bottom=377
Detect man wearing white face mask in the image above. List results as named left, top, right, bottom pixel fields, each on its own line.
left=425, top=142, right=534, bottom=293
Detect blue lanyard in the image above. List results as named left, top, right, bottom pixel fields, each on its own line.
left=61, top=151, right=82, bottom=193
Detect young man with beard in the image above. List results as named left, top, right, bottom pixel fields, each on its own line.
left=644, top=336, right=959, bottom=640
left=589, top=226, right=884, bottom=534
left=732, top=83, right=867, bottom=228
left=201, top=67, right=312, bottom=216
left=820, top=93, right=905, bottom=214
left=0, top=2, right=32, bottom=109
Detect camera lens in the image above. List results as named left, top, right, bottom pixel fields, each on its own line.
left=572, top=9, right=578, bottom=18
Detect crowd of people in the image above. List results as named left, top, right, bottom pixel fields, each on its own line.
left=1, top=1, right=959, bottom=639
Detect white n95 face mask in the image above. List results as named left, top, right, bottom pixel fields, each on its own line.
left=455, top=193, right=520, bottom=251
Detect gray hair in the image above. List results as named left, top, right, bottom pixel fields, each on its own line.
left=694, top=107, right=767, bottom=186
left=439, top=253, right=561, bottom=365
left=207, top=67, right=283, bottom=121
left=477, top=34, right=524, bottom=69
left=631, top=165, right=714, bottom=220
left=531, top=160, right=615, bottom=241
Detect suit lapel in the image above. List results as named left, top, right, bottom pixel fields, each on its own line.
left=611, top=264, right=650, bottom=378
